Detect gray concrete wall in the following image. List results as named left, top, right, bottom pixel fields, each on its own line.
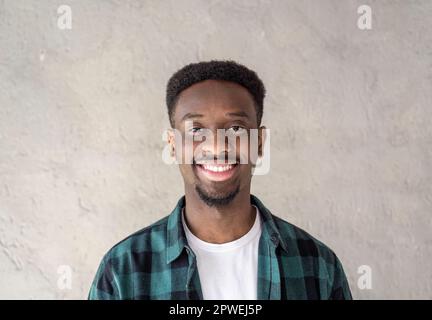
left=0, top=0, right=431, bottom=299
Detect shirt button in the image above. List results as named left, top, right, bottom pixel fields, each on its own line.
left=270, top=234, right=278, bottom=244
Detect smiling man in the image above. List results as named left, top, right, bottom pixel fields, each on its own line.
left=88, top=60, right=352, bottom=300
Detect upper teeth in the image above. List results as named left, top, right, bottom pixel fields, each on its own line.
left=202, top=164, right=233, bottom=172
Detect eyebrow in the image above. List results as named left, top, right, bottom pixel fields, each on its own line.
left=180, top=110, right=250, bottom=122
left=181, top=112, right=204, bottom=122
left=225, top=111, right=250, bottom=119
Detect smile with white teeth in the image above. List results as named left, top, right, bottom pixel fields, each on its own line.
left=195, top=162, right=238, bottom=181
left=202, top=164, right=234, bottom=172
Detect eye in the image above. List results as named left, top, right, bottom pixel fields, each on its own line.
left=226, top=126, right=247, bottom=136
left=188, top=127, right=204, bottom=136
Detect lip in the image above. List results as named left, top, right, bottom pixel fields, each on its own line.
left=194, top=163, right=239, bottom=182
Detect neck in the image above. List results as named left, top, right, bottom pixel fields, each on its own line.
left=183, top=188, right=256, bottom=244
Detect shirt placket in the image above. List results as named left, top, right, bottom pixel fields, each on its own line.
left=185, top=246, right=203, bottom=300
left=257, top=232, right=282, bottom=300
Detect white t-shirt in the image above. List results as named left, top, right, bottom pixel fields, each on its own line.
left=181, top=206, right=262, bottom=300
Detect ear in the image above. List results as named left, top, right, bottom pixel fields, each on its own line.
left=167, top=128, right=176, bottom=157
left=258, top=125, right=266, bottom=157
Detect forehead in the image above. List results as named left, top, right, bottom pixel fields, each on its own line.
left=173, top=79, right=257, bottom=125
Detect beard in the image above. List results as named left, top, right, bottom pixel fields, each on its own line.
left=195, top=184, right=240, bottom=208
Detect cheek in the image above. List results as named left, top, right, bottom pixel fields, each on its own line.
left=236, top=138, right=251, bottom=164
left=179, top=163, right=193, bottom=175
left=235, top=165, right=253, bottom=188
left=175, top=140, right=195, bottom=165
left=179, top=164, right=201, bottom=187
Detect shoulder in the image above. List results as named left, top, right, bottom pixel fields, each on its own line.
left=272, top=215, right=352, bottom=299
left=88, top=215, right=171, bottom=299
left=106, top=215, right=170, bottom=261
left=270, top=214, right=352, bottom=299
left=271, top=213, right=340, bottom=266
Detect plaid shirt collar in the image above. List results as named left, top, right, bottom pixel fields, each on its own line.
left=166, top=194, right=289, bottom=264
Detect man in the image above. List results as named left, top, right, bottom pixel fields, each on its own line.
left=88, top=60, right=352, bottom=300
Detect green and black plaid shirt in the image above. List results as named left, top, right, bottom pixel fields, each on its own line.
left=88, top=195, right=352, bottom=300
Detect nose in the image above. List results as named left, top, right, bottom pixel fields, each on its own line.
left=199, top=130, right=236, bottom=163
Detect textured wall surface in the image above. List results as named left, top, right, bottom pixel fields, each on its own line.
left=0, top=0, right=431, bottom=299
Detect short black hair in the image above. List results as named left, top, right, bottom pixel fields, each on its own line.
left=166, top=60, right=266, bottom=127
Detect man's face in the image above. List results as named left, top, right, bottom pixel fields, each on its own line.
left=168, top=79, right=264, bottom=207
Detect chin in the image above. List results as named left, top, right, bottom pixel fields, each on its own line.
left=195, top=185, right=240, bottom=207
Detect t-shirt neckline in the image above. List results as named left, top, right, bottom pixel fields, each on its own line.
left=181, top=205, right=262, bottom=253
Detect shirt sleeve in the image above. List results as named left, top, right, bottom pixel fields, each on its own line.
left=88, top=252, right=120, bottom=300
left=329, top=254, right=353, bottom=300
